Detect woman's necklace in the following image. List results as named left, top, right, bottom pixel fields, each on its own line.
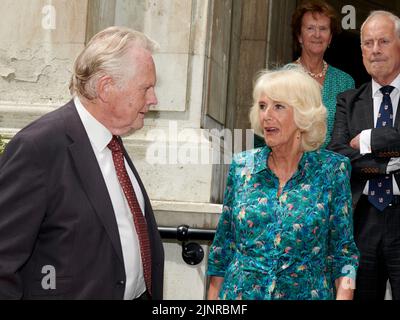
left=296, top=57, right=328, bottom=79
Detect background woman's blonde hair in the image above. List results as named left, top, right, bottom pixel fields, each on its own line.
left=70, top=26, right=159, bottom=100
left=249, top=65, right=327, bottom=151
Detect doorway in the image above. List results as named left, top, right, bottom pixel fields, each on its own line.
left=324, top=30, right=369, bottom=88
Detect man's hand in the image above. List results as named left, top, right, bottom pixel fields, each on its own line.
left=350, top=134, right=361, bottom=150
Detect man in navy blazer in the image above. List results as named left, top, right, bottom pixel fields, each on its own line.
left=0, top=27, right=164, bottom=299
left=328, top=11, right=400, bottom=300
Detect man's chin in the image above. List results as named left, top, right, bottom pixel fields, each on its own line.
left=113, top=119, right=144, bottom=136
left=129, top=122, right=145, bottom=135
left=120, top=127, right=139, bottom=137
left=113, top=126, right=137, bottom=137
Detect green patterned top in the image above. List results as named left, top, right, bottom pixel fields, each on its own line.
left=207, top=147, right=359, bottom=300
left=321, top=65, right=355, bottom=147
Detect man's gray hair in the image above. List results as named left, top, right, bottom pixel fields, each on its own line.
left=360, top=11, right=400, bottom=42
left=70, top=26, right=159, bottom=100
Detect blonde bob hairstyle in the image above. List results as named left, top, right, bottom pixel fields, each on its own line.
left=70, top=26, right=159, bottom=100
left=249, top=66, right=327, bottom=151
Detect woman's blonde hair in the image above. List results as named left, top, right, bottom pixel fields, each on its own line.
left=69, top=26, right=159, bottom=100
left=249, top=65, right=327, bottom=151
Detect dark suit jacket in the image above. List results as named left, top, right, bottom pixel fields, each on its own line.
left=0, top=100, right=164, bottom=299
left=328, top=81, right=400, bottom=208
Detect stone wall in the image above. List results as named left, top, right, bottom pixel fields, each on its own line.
left=0, top=0, right=87, bottom=107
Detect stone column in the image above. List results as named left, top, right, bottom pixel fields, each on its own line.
left=233, top=0, right=270, bottom=145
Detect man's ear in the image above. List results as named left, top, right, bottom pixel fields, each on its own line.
left=97, top=76, right=114, bottom=103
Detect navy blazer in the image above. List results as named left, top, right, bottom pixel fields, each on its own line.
left=328, top=81, right=400, bottom=208
left=0, top=100, right=164, bottom=299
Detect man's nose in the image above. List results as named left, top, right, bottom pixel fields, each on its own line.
left=372, top=41, right=381, bottom=54
left=148, top=88, right=158, bottom=106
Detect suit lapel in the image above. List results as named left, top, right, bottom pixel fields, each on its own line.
left=62, top=101, right=124, bottom=264
left=356, top=82, right=374, bottom=130
left=358, top=82, right=400, bottom=129
left=395, top=92, right=400, bottom=128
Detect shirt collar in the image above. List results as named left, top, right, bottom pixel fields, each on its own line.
left=251, top=147, right=269, bottom=174
left=372, top=73, right=400, bottom=97
left=74, top=96, right=112, bottom=152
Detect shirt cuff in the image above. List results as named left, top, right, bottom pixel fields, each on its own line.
left=387, top=158, right=400, bottom=173
left=360, top=129, right=372, bottom=155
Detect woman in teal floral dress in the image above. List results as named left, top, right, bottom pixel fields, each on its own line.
left=207, top=67, right=359, bottom=300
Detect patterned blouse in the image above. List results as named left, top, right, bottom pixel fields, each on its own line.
left=322, top=65, right=355, bottom=147
left=207, top=147, right=359, bottom=300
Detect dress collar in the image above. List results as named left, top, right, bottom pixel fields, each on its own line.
left=251, top=147, right=315, bottom=187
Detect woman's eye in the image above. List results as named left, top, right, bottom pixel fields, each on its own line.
left=275, top=104, right=285, bottom=110
left=259, top=103, right=266, bottom=110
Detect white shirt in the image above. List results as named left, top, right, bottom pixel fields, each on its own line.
left=359, top=73, right=400, bottom=195
left=74, top=96, right=146, bottom=300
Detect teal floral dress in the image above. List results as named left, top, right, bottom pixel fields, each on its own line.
left=207, top=147, right=359, bottom=300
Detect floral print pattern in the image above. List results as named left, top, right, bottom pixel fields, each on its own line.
left=207, top=147, right=359, bottom=300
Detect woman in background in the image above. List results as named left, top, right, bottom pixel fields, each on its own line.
left=291, top=0, right=355, bottom=146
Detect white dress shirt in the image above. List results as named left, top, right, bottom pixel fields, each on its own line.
left=359, top=73, right=400, bottom=195
left=74, top=96, right=146, bottom=300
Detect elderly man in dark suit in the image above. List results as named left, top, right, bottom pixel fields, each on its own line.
left=0, top=27, right=164, bottom=299
left=328, top=11, right=400, bottom=300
